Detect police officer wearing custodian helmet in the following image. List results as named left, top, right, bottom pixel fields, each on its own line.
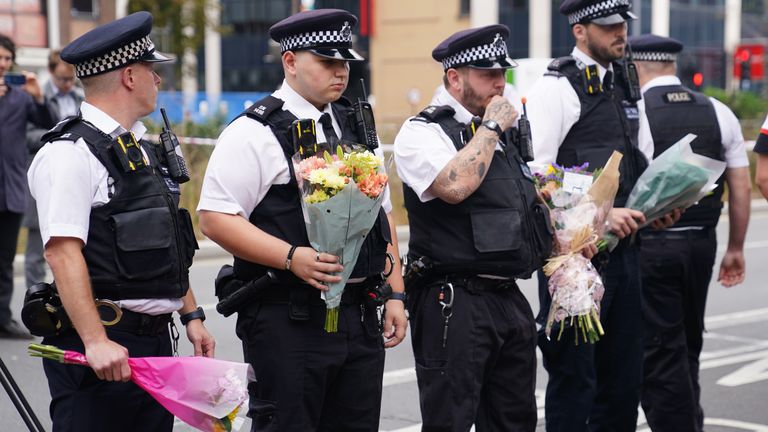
left=27, top=12, right=214, bottom=431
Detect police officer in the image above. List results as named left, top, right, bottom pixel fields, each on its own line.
left=27, top=12, right=215, bottom=431
left=630, top=34, right=751, bottom=432
left=395, top=25, right=552, bottom=431
left=754, top=115, right=768, bottom=200
left=197, top=9, right=407, bottom=431
left=525, top=1, right=658, bottom=430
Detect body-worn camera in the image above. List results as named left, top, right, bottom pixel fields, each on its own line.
left=291, top=118, right=319, bottom=158
left=21, top=282, right=72, bottom=337
left=159, top=108, right=190, bottom=183
left=114, top=131, right=148, bottom=172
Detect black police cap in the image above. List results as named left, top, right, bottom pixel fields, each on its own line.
left=269, top=9, right=364, bottom=62
left=628, top=34, right=683, bottom=62
left=61, top=11, right=172, bottom=78
left=432, top=24, right=517, bottom=71
left=560, top=0, right=637, bottom=26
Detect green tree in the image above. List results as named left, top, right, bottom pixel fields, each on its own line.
left=128, top=0, right=223, bottom=88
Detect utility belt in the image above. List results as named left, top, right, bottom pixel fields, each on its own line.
left=403, top=254, right=518, bottom=293
left=215, top=264, right=393, bottom=319
left=425, top=276, right=518, bottom=294
left=639, top=227, right=713, bottom=241
left=21, top=282, right=173, bottom=337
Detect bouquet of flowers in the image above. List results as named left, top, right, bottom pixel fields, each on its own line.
left=28, top=344, right=253, bottom=432
left=294, top=143, right=388, bottom=332
left=535, top=151, right=622, bottom=343
left=601, top=134, right=727, bottom=251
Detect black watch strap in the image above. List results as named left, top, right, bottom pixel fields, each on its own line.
left=389, top=292, right=407, bottom=302
left=180, top=306, right=206, bottom=326
left=481, top=120, right=503, bottom=137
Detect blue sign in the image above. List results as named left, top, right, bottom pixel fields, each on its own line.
left=148, top=91, right=270, bottom=124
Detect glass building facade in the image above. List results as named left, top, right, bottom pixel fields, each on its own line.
left=212, top=0, right=369, bottom=100
left=498, top=0, right=733, bottom=88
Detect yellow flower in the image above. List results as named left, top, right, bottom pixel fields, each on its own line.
left=305, top=189, right=330, bottom=204
left=545, top=164, right=557, bottom=175
left=309, top=168, right=347, bottom=190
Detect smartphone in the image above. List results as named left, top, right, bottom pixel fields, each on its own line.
left=3, top=73, right=26, bottom=86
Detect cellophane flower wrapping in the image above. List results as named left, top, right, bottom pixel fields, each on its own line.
left=293, top=143, right=388, bottom=332
left=535, top=151, right=622, bottom=343
left=601, top=134, right=727, bottom=251
left=28, top=344, right=254, bottom=432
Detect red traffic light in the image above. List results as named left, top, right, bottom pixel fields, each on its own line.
left=693, top=72, right=703, bottom=87
left=737, top=49, right=751, bottom=62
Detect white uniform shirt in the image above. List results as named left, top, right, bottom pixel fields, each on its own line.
left=394, top=87, right=510, bottom=202
left=637, top=75, right=748, bottom=167
left=197, top=80, right=392, bottom=219
left=525, top=47, right=655, bottom=173
left=27, top=102, right=183, bottom=314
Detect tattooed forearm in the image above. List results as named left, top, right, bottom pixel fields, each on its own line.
left=430, top=129, right=498, bottom=204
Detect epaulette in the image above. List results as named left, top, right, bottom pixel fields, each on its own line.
left=411, top=105, right=456, bottom=123
left=545, top=55, right=585, bottom=77
left=243, top=96, right=285, bottom=122
left=40, top=115, right=82, bottom=143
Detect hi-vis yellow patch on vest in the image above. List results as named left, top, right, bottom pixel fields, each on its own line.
left=663, top=91, right=693, bottom=103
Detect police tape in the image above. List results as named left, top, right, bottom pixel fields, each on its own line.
left=145, top=133, right=395, bottom=153
left=148, top=133, right=754, bottom=154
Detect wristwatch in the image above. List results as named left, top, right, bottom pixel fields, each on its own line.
left=180, top=306, right=206, bottom=326
left=389, top=292, right=407, bottom=303
left=481, top=120, right=503, bottom=137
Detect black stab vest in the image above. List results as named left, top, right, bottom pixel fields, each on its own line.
left=403, top=105, right=554, bottom=279
left=644, top=84, right=725, bottom=227
left=232, top=95, right=391, bottom=282
left=547, top=56, right=648, bottom=208
left=41, top=117, right=196, bottom=300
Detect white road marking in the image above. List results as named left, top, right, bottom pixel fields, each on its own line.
left=705, top=307, right=768, bottom=330
left=703, top=418, right=768, bottom=431
left=701, top=349, right=768, bottom=370
left=717, top=356, right=768, bottom=387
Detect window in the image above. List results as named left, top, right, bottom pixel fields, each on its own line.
left=460, top=0, right=470, bottom=17
left=72, top=0, right=97, bottom=17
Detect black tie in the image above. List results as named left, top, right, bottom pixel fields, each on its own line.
left=603, top=70, right=614, bottom=91
left=318, top=113, right=339, bottom=148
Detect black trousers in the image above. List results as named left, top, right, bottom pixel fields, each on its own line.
left=41, top=327, right=174, bottom=432
left=639, top=229, right=717, bottom=432
left=537, top=244, right=643, bottom=432
left=236, top=296, right=385, bottom=432
left=0, top=211, right=23, bottom=325
left=408, top=277, right=537, bottom=432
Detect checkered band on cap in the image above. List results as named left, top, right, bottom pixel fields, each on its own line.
left=567, top=0, right=631, bottom=25
left=441, top=36, right=509, bottom=70
left=279, top=21, right=353, bottom=52
left=74, top=36, right=154, bottom=78
left=633, top=51, right=677, bottom=62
